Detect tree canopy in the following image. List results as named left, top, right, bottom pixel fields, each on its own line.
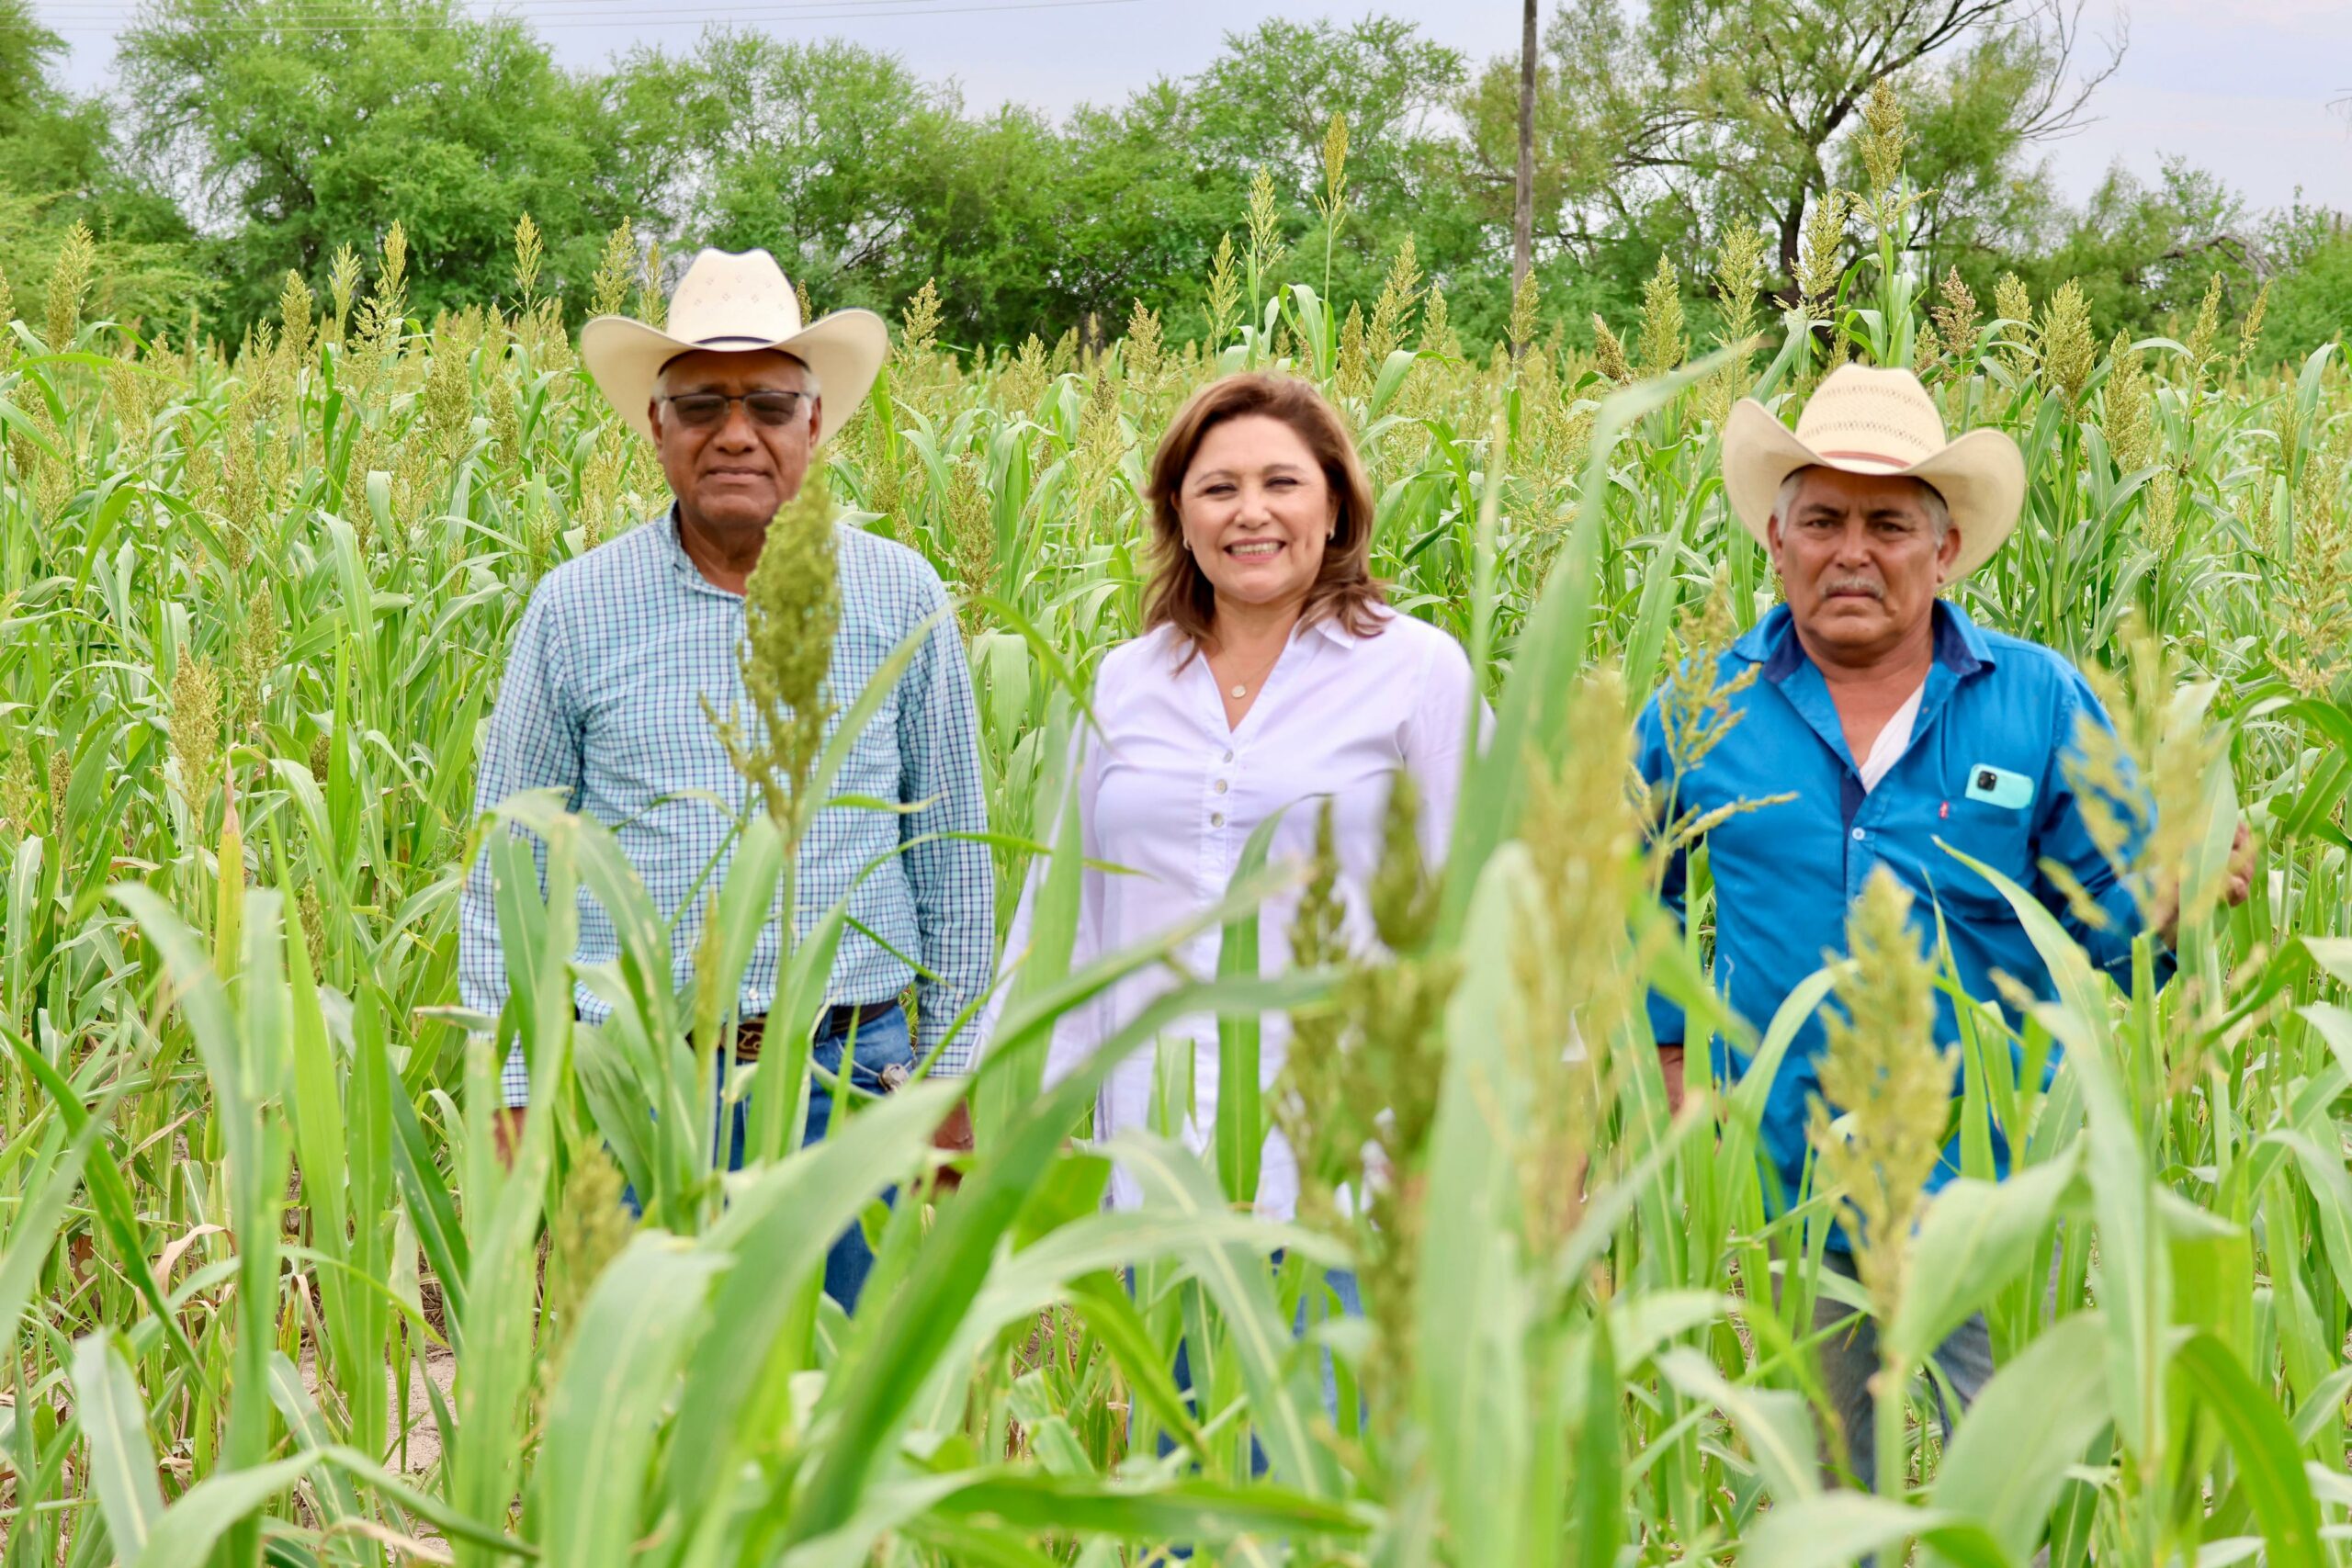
left=0, top=0, right=199, bottom=331
left=7, top=0, right=2334, bottom=357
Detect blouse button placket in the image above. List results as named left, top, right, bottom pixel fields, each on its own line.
left=1211, top=740, right=1239, bottom=831
left=1204, top=739, right=1238, bottom=875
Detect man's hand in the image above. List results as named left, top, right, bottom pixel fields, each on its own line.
left=928, top=1100, right=975, bottom=1194
left=492, top=1106, right=526, bottom=1170
left=2220, top=818, right=2257, bottom=908
left=2154, top=819, right=2257, bottom=949
left=1657, top=1044, right=1686, bottom=1116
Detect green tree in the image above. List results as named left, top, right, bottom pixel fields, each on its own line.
left=1190, top=16, right=1465, bottom=208
left=2016, top=159, right=2265, bottom=341
left=612, top=31, right=947, bottom=302
left=1471, top=0, right=2120, bottom=292
left=0, top=0, right=201, bottom=333
left=46, top=0, right=2338, bottom=370
left=1030, top=85, right=1235, bottom=344
left=619, top=19, right=1498, bottom=351
left=613, top=32, right=1082, bottom=344
left=899, top=102, right=1078, bottom=344
left=1190, top=17, right=1490, bottom=321
left=2258, top=201, right=2352, bottom=362
left=120, top=0, right=641, bottom=331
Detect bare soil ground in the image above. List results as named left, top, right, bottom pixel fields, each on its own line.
left=298, top=1341, right=460, bottom=1476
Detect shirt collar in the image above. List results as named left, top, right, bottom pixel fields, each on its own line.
left=660, top=502, right=696, bottom=580
left=1929, top=599, right=1994, bottom=675
left=660, top=502, right=753, bottom=599
left=1306, top=610, right=1373, bottom=649
left=1735, top=599, right=1995, bottom=683
left=1158, top=605, right=1379, bottom=668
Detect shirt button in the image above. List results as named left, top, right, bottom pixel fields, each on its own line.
left=1222, top=750, right=1235, bottom=763
left=1214, top=779, right=1229, bottom=794
left=1211, top=812, right=1226, bottom=827
left=1850, top=828, right=1867, bottom=841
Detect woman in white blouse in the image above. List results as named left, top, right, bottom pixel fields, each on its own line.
left=999, top=372, right=1478, bottom=1225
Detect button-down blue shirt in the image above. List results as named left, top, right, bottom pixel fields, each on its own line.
left=1636, top=601, right=2161, bottom=1222
left=461, top=511, right=995, bottom=1105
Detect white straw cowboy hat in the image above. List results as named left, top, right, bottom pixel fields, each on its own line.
left=1722, top=364, right=2027, bottom=579
left=580, top=247, right=888, bottom=448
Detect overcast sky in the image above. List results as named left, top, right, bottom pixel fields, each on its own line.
left=40, top=0, right=2352, bottom=214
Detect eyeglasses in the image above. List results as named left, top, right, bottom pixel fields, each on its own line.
left=659, top=389, right=812, bottom=429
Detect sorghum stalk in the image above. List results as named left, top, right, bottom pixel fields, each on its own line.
left=708, top=473, right=841, bottom=837
left=1316, top=112, right=1349, bottom=299
left=2064, top=620, right=2225, bottom=936
left=1510, top=673, right=1645, bottom=1249
left=1808, top=868, right=1945, bottom=1494
left=1637, top=255, right=1685, bottom=375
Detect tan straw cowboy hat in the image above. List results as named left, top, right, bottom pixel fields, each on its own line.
left=1722, top=364, right=2027, bottom=579
left=580, top=247, right=888, bottom=448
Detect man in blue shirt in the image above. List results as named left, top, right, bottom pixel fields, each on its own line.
left=461, top=249, right=994, bottom=1308
left=1636, top=365, right=2251, bottom=1490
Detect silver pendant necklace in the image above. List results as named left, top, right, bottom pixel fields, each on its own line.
left=1226, top=652, right=1278, bottom=701
left=1218, top=635, right=1285, bottom=704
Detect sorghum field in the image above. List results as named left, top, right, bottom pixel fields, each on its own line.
left=4, top=122, right=2351, bottom=1567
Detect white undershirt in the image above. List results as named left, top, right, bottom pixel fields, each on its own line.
left=981, top=613, right=1480, bottom=1221
left=1857, top=681, right=1927, bottom=793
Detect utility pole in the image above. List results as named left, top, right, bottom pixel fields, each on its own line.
left=1512, top=0, right=1537, bottom=295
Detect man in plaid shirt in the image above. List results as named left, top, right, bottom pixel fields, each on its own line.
left=458, top=248, right=992, bottom=1308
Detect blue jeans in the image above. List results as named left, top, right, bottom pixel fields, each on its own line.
left=1815, top=1248, right=1995, bottom=1492
left=1144, top=1264, right=1359, bottom=1560
left=1161, top=1264, right=1363, bottom=1475
left=671, top=1003, right=913, bottom=1312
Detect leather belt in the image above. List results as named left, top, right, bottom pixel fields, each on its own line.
left=726, top=1001, right=899, bottom=1064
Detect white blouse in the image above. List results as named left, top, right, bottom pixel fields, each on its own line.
left=990, top=609, right=1479, bottom=1220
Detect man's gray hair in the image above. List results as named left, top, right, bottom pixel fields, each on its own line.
left=1773, top=464, right=1950, bottom=541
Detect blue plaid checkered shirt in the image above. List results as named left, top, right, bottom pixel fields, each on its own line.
left=461, top=510, right=995, bottom=1106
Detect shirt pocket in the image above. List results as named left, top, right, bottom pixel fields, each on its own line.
left=829, top=626, right=906, bottom=799
left=583, top=647, right=733, bottom=816
left=1918, top=791, right=2036, bottom=917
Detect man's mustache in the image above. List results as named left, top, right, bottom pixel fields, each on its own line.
left=1819, top=575, right=1885, bottom=600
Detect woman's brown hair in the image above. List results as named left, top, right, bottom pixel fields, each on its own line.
left=1143, top=373, right=1387, bottom=648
